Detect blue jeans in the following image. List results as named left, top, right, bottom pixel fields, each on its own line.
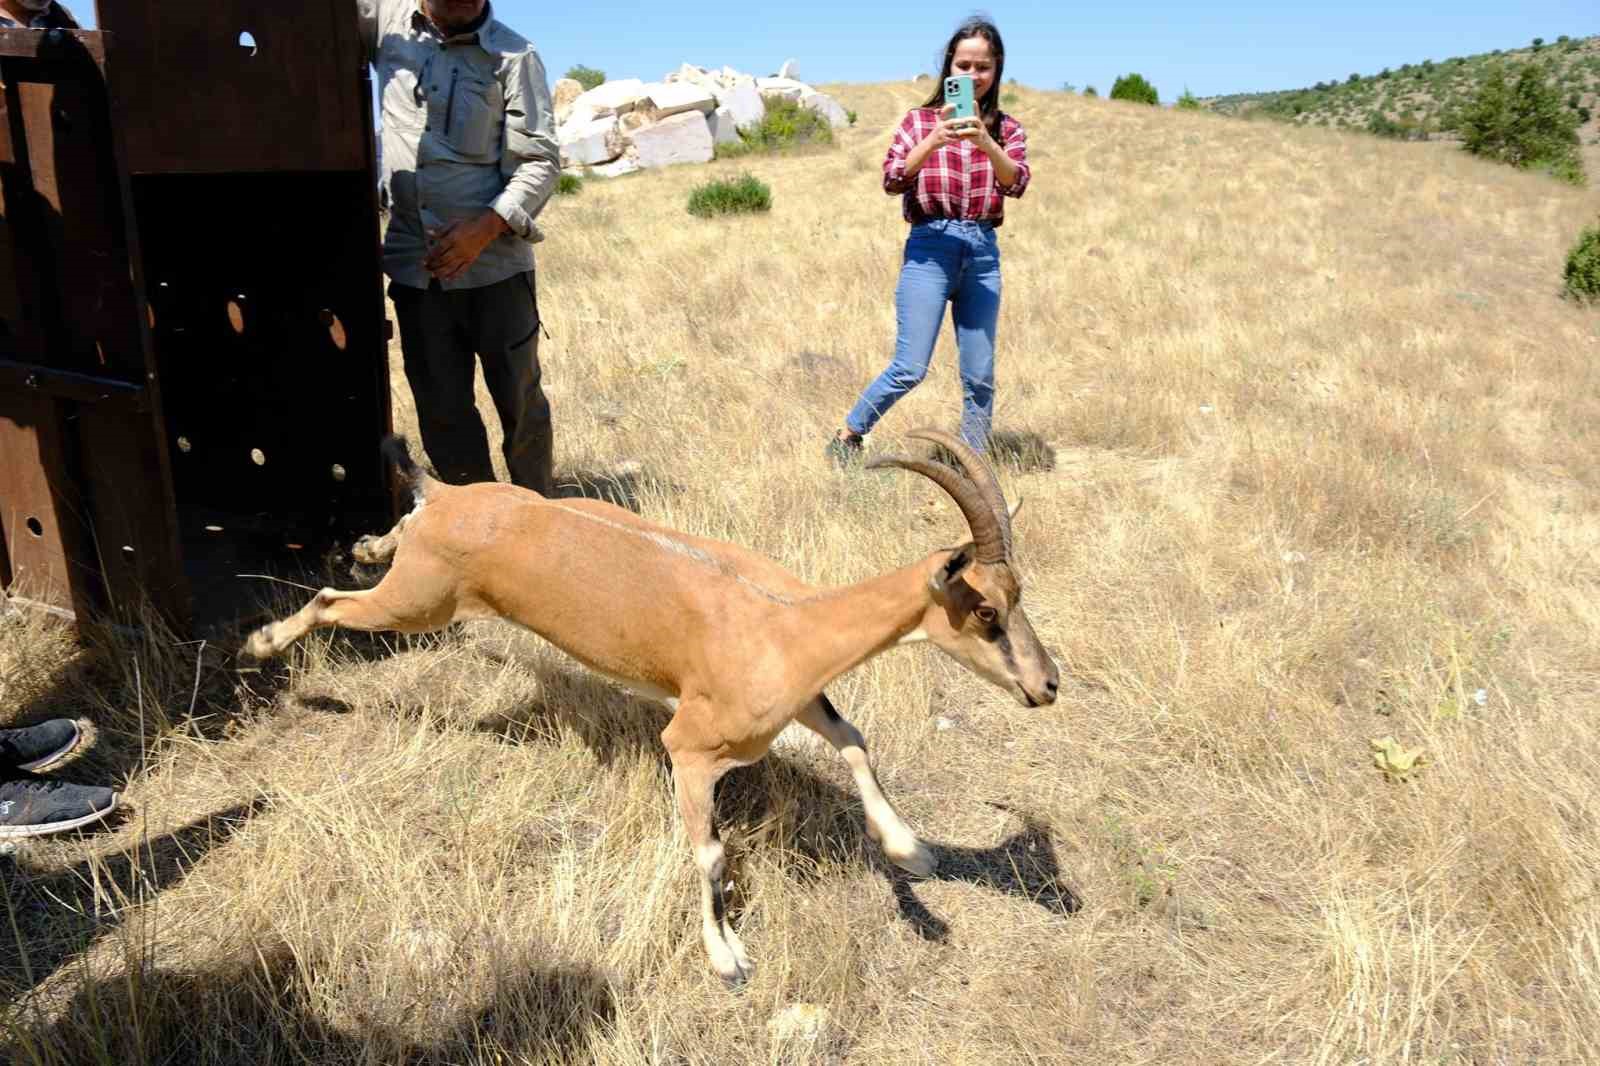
left=845, top=219, right=1001, bottom=449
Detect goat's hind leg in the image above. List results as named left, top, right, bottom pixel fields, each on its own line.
left=351, top=513, right=412, bottom=566
left=798, top=694, right=935, bottom=877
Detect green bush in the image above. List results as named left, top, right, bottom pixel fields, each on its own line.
left=564, top=65, right=606, bottom=91
left=687, top=173, right=772, bottom=218
left=1367, top=111, right=1424, bottom=140
left=715, top=97, right=834, bottom=159
left=556, top=173, right=582, bottom=195
left=1110, top=72, right=1159, bottom=105
left=1461, top=62, right=1585, bottom=183
left=1083, top=85, right=1099, bottom=98
left=1176, top=87, right=1203, bottom=111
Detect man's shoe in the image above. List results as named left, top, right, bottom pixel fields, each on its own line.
left=825, top=431, right=865, bottom=469
left=0, top=773, right=119, bottom=840
left=0, top=718, right=82, bottom=773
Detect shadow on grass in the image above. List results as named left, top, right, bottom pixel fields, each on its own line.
left=3, top=941, right=615, bottom=1066
left=0, top=800, right=266, bottom=1002
left=553, top=465, right=683, bottom=514
left=479, top=665, right=1083, bottom=943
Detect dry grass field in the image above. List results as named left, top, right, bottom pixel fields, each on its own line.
left=4, top=81, right=1600, bottom=1064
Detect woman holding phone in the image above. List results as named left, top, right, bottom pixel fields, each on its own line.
left=828, top=17, right=1030, bottom=463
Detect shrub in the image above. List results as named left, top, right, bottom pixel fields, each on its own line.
left=1001, top=91, right=1019, bottom=106
left=1176, top=87, right=1202, bottom=111
left=556, top=173, right=582, bottom=195
left=564, top=65, right=606, bottom=91
left=719, top=97, right=833, bottom=157
left=1061, top=81, right=1078, bottom=93
left=1110, top=72, right=1159, bottom=105
left=1083, top=85, right=1099, bottom=98
left=846, top=109, right=858, bottom=126
left=1461, top=62, right=1584, bottom=182
left=1568, top=217, right=1600, bottom=296
left=687, top=173, right=772, bottom=218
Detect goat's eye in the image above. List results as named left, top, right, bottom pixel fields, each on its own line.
left=975, top=606, right=998, bottom=625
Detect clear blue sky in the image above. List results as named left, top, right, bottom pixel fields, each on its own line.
left=76, top=2, right=1594, bottom=98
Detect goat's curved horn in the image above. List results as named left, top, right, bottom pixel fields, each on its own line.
left=905, top=428, right=1012, bottom=557
left=866, top=454, right=1007, bottom=565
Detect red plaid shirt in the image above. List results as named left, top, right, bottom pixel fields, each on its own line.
left=883, top=107, right=1030, bottom=226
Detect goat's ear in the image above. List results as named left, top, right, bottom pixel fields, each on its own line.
left=929, top=548, right=971, bottom=602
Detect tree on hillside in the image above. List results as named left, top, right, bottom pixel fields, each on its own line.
left=1176, top=87, right=1202, bottom=111
left=1083, top=85, right=1099, bottom=97
left=1460, top=63, right=1584, bottom=184
left=1110, top=72, right=1159, bottom=106
left=564, top=65, right=606, bottom=91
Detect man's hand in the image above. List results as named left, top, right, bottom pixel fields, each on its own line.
left=424, top=210, right=510, bottom=282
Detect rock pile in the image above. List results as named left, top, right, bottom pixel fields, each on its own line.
left=554, top=60, right=849, bottom=177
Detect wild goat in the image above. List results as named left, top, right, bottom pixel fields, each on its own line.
left=243, top=428, right=1059, bottom=984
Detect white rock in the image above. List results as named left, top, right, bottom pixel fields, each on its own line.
left=715, top=78, right=766, bottom=131
left=767, top=1003, right=833, bottom=1046
left=629, top=111, right=714, bottom=169
left=639, top=81, right=717, bottom=120
left=558, top=113, right=624, bottom=167
left=553, top=78, right=585, bottom=122
left=706, top=106, right=742, bottom=145
left=801, top=89, right=850, bottom=129
left=587, top=152, right=640, bottom=178
left=756, top=76, right=807, bottom=101
left=778, top=59, right=800, bottom=80
left=572, top=78, right=646, bottom=117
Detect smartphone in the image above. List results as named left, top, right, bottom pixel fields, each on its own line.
left=945, top=74, right=976, bottom=121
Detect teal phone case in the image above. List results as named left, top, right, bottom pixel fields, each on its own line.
left=945, top=75, right=976, bottom=120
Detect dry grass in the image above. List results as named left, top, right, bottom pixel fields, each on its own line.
left=4, top=83, right=1600, bottom=1064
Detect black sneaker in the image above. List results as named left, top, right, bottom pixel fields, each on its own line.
left=0, top=718, right=82, bottom=773
left=0, top=773, right=119, bottom=840
left=825, top=431, right=865, bottom=468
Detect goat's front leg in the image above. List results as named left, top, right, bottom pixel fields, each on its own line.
left=242, top=581, right=455, bottom=661
left=663, top=728, right=753, bottom=985
left=797, top=694, right=935, bottom=877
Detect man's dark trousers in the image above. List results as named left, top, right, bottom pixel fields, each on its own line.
left=390, top=271, right=553, bottom=496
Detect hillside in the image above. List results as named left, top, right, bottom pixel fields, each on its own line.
left=4, top=83, right=1600, bottom=1064
left=1206, top=33, right=1600, bottom=156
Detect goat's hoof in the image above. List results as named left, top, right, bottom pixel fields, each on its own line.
left=889, top=840, right=937, bottom=879
left=350, top=536, right=383, bottom=565
left=240, top=627, right=277, bottom=663
left=715, top=957, right=754, bottom=989
left=710, top=932, right=754, bottom=988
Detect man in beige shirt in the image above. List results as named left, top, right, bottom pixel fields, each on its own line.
left=359, top=0, right=561, bottom=494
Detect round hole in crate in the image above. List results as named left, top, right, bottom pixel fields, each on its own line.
left=226, top=299, right=245, bottom=335
left=26, top=517, right=44, bottom=538
left=239, top=30, right=258, bottom=56
left=319, top=309, right=348, bottom=351
left=250, top=448, right=266, bottom=466
left=331, top=464, right=347, bottom=482
left=176, top=436, right=192, bottom=453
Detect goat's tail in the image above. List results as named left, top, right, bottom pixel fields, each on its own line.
left=380, top=434, right=433, bottom=504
